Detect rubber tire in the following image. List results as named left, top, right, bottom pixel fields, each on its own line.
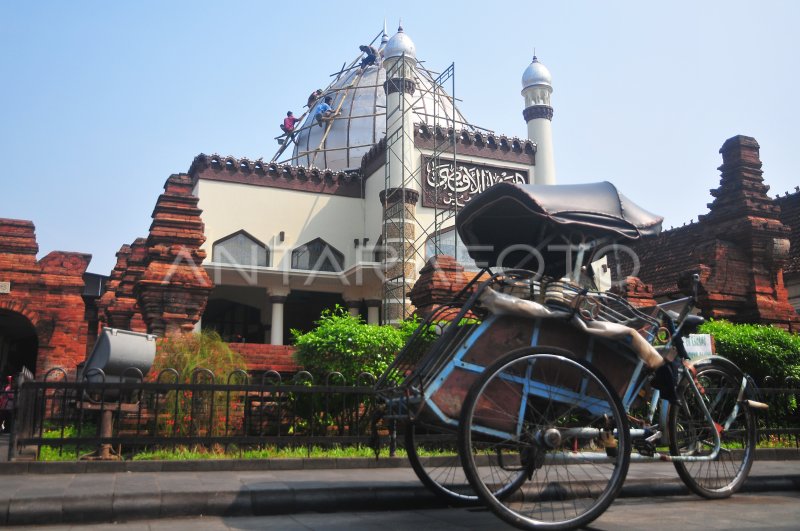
left=458, top=347, right=631, bottom=531
left=406, top=422, right=528, bottom=506
left=405, top=423, right=479, bottom=505
left=668, top=356, right=756, bottom=499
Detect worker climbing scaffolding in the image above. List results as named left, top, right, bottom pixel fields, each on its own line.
left=311, top=96, right=339, bottom=127
left=269, top=24, right=472, bottom=169
left=269, top=32, right=382, bottom=165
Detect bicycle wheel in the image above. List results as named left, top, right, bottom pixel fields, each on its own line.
left=668, top=357, right=756, bottom=499
left=459, top=347, right=630, bottom=531
left=406, top=422, right=528, bottom=505
left=406, top=423, right=477, bottom=505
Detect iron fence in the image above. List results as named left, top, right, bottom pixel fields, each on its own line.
left=5, top=368, right=799, bottom=461
left=8, top=367, right=388, bottom=461
left=753, top=376, right=800, bottom=447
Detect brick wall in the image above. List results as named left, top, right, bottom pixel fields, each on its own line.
left=0, top=219, right=91, bottom=376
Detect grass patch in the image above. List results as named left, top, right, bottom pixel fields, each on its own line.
left=131, top=444, right=409, bottom=461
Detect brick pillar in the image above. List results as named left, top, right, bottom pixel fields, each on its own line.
left=136, top=174, right=212, bottom=336
left=409, top=255, right=478, bottom=319
left=98, top=238, right=149, bottom=333
left=614, top=276, right=657, bottom=308
left=380, top=187, right=418, bottom=324
left=694, top=136, right=799, bottom=330
left=97, top=244, right=130, bottom=330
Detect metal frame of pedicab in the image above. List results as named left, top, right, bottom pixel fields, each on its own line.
left=376, top=267, right=738, bottom=468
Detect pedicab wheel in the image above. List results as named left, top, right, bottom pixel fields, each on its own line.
left=406, top=423, right=528, bottom=506
left=458, top=347, right=631, bottom=530
left=668, top=357, right=756, bottom=499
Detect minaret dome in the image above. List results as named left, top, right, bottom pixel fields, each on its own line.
left=384, top=25, right=416, bottom=60
left=521, top=56, right=552, bottom=90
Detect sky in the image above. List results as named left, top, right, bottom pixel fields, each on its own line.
left=1, top=1, right=798, bottom=275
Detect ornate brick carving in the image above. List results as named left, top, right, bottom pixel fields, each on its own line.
left=135, top=174, right=213, bottom=336
left=631, top=135, right=799, bottom=331
left=97, top=239, right=148, bottom=333
left=409, top=255, right=484, bottom=319
left=613, top=277, right=657, bottom=308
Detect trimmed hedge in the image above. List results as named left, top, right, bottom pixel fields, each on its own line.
left=291, top=306, right=419, bottom=383
left=698, top=319, right=800, bottom=383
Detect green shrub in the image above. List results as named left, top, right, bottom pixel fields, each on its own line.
left=698, top=320, right=800, bottom=383
left=291, top=306, right=415, bottom=382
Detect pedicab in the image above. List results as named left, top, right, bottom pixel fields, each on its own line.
left=374, top=181, right=760, bottom=530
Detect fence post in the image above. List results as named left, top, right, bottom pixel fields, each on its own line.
left=389, top=418, right=397, bottom=457
left=7, top=369, right=29, bottom=461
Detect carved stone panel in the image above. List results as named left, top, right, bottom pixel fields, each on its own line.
left=421, top=156, right=528, bottom=208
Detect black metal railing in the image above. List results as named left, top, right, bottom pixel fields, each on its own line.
left=8, top=367, right=385, bottom=461
left=753, top=376, right=800, bottom=447
left=5, top=368, right=799, bottom=461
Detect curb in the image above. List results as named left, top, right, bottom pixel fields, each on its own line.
left=2, top=448, right=799, bottom=475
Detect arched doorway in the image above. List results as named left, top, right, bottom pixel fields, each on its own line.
left=0, top=310, right=38, bottom=377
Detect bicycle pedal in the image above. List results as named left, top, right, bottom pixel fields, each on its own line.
left=633, top=440, right=656, bottom=457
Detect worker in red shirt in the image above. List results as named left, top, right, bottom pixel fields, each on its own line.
left=280, top=111, right=301, bottom=143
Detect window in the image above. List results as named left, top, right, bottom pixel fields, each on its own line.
left=292, top=238, right=344, bottom=272
left=202, top=299, right=264, bottom=343
left=212, top=231, right=269, bottom=267
left=425, top=227, right=479, bottom=271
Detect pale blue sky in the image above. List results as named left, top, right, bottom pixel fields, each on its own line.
left=1, top=1, right=798, bottom=274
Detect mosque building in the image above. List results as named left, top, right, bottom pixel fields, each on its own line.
left=1, top=24, right=797, bottom=378
left=186, top=25, right=553, bottom=351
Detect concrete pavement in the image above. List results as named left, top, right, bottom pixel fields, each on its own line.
left=1, top=455, right=799, bottom=527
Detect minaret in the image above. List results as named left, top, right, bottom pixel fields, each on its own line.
left=383, top=25, right=417, bottom=190
left=522, top=55, right=555, bottom=185
left=381, top=25, right=418, bottom=324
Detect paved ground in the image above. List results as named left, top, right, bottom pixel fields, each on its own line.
left=4, top=492, right=800, bottom=530
left=3, top=433, right=800, bottom=526
left=1, top=457, right=799, bottom=527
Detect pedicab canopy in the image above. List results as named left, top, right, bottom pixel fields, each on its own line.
left=455, top=181, right=663, bottom=274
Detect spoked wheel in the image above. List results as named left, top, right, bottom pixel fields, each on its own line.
left=406, top=422, right=527, bottom=506
left=458, top=347, right=630, bottom=531
left=668, top=357, right=756, bottom=499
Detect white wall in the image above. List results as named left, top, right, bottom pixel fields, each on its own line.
left=196, top=180, right=367, bottom=270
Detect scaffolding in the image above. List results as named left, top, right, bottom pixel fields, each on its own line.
left=270, top=28, right=479, bottom=171
left=381, top=56, right=460, bottom=323
left=267, top=26, right=475, bottom=323
left=270, top=30, right=386, bottom=167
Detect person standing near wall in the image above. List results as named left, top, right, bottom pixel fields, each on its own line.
left=0, top=376, right=14, bottom=433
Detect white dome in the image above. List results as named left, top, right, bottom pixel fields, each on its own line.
left=522, top=56, right=552, bottom=90
left=384, top=25, right=416, bottom=60
left=291, top=49, right=467, bottom=171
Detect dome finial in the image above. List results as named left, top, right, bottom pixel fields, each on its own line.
left=398, top=18, right=403, bottom=32
left=385, top=22, right=416, bottom=60
left=381, top=20, right=389, bottom=45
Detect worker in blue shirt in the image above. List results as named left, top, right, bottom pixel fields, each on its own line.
left=312, top=96, right=338, bottom=127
